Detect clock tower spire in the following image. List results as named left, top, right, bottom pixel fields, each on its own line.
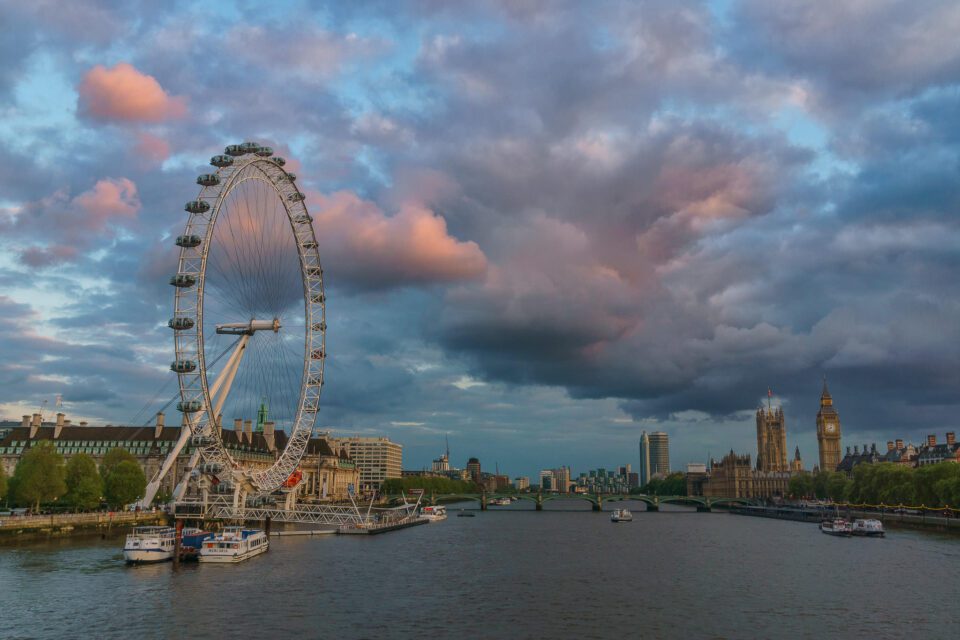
left=816, top=375, right=842, bottom=471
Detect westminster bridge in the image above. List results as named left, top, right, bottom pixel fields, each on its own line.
left=386, top=492, right=755, bottom=512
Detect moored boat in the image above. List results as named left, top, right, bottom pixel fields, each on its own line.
left=851, top=518, right=885, bottom=537
left=610, top=508, right=633, bottom=523
left=123, top=526, right=177, bottom=564
left=420, top=505, right=447, bottom=522
left=820, top=518, right=852, bottom=536
left=199, top=527, right=269, bottom=563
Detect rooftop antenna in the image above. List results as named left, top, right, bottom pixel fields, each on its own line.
left=767, top=387, right=772, bottom=412
left=445, top=434, right=450, bottom=460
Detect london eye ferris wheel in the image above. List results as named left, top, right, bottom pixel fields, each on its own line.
left=145, top=141, right=326, bottom=503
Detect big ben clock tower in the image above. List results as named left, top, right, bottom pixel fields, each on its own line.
left=816, top=377, right=842, bottom=471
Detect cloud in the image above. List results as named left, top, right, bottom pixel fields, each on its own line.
left=77, top=62, right=187, bottom=122
left=3, top=177, right=141, bottom=267
left=310, top=191, right=487, bottom=290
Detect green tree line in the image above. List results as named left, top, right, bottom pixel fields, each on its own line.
left=2, top=443, right=147, bottom=512
left=789, top=462, right=960, bottom=507
left=632, top=472, right=687, bottom=496
left=381, top=476, right=480, bottom=494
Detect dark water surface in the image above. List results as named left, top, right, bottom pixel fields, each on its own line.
left=2, top=501, right=958, bottom=639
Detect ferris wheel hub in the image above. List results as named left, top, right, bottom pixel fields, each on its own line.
left=215, top=317, right=281, bottom=335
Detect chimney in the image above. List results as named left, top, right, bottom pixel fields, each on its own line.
left=854, top=445, right=859, bottom=454
left=947, top=432, right=956, bottom=446
left=927, top=434, right=936, bottom=447
left=155, top=411, right=165, bottom=439
left=887, top=441, right=894, bottom=452
left=846, top=446, right=851, bottom=455
left=64, top=420, right=71, bottom=426
left=29, top=413, right=41, bottom=439
left=896, top=439, right=903, bottom=449
left=244, top=419, right=253, bottom=444
left=263, top=421, right=276, bottom=452
left=54, top=413, right=65, bottom=439
left=79, top=421, right=87, bottom=426
left=21, top=415, right=30, bottom=429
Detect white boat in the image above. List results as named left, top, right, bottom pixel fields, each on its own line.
left=610, top=508, right=633, bottom=522
left=123, top=526, right=177, bottom=564
left=851, top=518, right=885, bottom=537
left=199, top=527, right=269, bottom=563
left=420, top=505, right=447, bottom=522
left=820, top=518, right=852, bottom=536
left=489, top=497, right=511, bottom=506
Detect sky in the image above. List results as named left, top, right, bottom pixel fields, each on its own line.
left=1, top=0, right=959, bottom=482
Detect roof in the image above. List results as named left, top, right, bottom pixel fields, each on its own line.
left=0, top=424, right=288, bottom=454
left=305, top=437, right=337, bottom=457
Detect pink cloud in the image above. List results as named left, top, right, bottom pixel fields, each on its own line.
left=7, top=178, right=141, bottom=268
left=133, top=132, right=171, bottom=166
left=72, top=177, right=140, bottom=229
left=77, top=63, right=187, bottom=122
left=310, top=191, right=487, bottom=289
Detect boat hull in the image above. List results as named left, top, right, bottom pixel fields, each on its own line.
left=199, top=544, right=269, bottom=563
left=123, top=549, right=173, bottom=564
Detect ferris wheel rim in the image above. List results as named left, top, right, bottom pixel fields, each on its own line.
left=170, top=144, right=326, bottom=495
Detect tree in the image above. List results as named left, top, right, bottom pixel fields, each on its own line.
left=65, top=454, right=103, bottom=511
left=100, top=447, right=137, bottom=480
left=12, top=441, right=66, bottom=511
left=104, top=460, right=147, bottom=508
left=788, top=472, right=814, bottom=498
left=0, top=463, right=8, bottom=503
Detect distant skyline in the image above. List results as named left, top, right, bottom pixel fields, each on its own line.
left=2, top=1, right=959, bottom=482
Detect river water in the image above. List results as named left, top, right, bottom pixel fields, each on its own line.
left=1, top=501, right=958, bottom=639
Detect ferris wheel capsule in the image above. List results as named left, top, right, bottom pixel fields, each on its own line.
left=286, top=172, right=297, bottom=181
left=177, top=400, right=202, bottom=413
left=240, top=141, right=260, bottom=154
left=170, top=360, right=197, bottom=373
left=288, top=192, right=305, bottom=202
left=168, top=317, right=195, bottom=330
left=197, top=174, right=220, bottom=187
left=185, top=200, right=210, bottom=214
left=211, top=155, right=234, bottom=167
left=170, top=274, right=197, bottom=288
left=225, top=144, right=244, bottom=156
left=175, top=235, right=202, bottom=248
left=271, top=156, right=286, bottom=166
left=256, top=146, right=273, bottom=157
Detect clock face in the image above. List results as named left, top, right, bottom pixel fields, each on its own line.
left=825, top=422, right=836, bottom=434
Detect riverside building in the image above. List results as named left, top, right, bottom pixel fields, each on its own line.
left=0, top=412, right=358, bottom=501
left=332, top=437, right=402, bottom=492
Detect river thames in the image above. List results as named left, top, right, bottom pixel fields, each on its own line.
left=2, top=502, right=958, bottom=639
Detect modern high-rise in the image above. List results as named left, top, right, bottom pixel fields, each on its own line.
left=648, top=432, right=670, bottom=477
left=639, top=431, right=651, bottom=486
left=816, top=378, right=842, bottom=472
left=514, top=476, right=530, bottom=491
left=551, top=466, right=571, bottom=493
left=333, top=437, right=402, bottom=492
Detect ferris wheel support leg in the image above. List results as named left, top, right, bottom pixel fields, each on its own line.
left=139, top=335, right=250, bottom=509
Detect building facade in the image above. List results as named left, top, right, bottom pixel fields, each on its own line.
left=514, top=476, right=530, bottom=491
left=332, top=437, right=402, bottom=492
left=466, top=457, right=481, bottom=484
left=756, top=405, right=787, bottom=472
left=639, top=431, right=651, bottom=486
left=298, top=438, right=359, bottom=502
left=0, top=412, right=294, bottom=500
left=700, top=450, right=792, bottom=500
left=648, top=432, right=669, bottom=478
left=816, top=379, right=842, bottom=472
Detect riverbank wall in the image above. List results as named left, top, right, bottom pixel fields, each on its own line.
left=729, top=505, right=960, bottom=534
left=0, top=511, right=167, bottom=542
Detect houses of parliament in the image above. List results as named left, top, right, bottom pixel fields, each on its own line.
left=690, top=380, right=843, bottom=500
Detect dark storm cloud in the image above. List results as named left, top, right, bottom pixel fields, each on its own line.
left=2, top=1, right=959, bottom=472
